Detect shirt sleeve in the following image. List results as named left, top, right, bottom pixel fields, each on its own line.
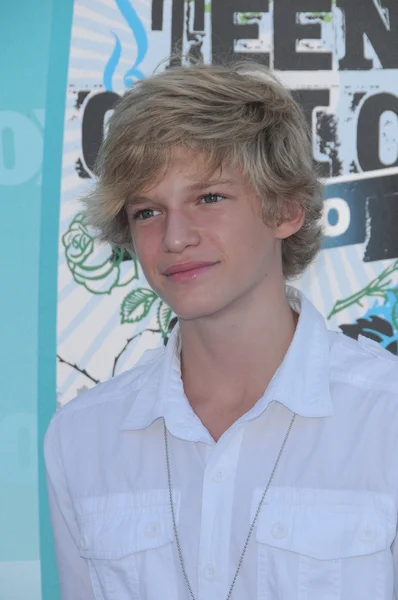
left=44, top=416, right=96, bottom=600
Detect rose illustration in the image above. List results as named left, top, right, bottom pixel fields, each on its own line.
left=63, top=213, right=139, bottom=294
left=62, top=214, right=94, bottom=265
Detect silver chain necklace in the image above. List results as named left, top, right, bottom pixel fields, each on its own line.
left=163, top=412, right=296, bottom=600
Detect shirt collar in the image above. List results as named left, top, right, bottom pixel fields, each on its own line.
left=120, top=286, right=334, bottom=438
left=263, top=286, right=334, bottom=419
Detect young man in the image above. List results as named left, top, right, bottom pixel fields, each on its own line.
left=45, top=63, right=398, bottom=600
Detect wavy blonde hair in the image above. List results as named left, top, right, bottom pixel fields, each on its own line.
left=82, top=62, right=323, bottom=279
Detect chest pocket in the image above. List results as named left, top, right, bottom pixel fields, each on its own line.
left=75, top=490, right=180, bottom=600
left=254, top=488, right=396, bottom=600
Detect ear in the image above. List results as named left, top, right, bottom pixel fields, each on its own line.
left=275, top=201, right=305, bottom=240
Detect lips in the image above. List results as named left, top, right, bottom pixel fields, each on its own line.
left=163, top=261, right=217, bottom=276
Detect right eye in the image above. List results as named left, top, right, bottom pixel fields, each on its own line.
left=132, top=208, right=161, bottom=221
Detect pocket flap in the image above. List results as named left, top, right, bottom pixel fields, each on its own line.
left=75, top=490, right=178, bottom=560
left=255, top=488, right=395, bottom=561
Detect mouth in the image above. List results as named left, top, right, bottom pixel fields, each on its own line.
left=163, top=262, right=218, bottom=283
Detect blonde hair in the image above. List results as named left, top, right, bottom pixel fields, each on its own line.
left=82, top=62, right=323, bottom=279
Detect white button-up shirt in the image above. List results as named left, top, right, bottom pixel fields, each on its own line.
left=44, top=288, right=398, bottom=600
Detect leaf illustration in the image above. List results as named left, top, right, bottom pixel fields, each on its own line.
left=328, top=260, right=398, bottom=320
left=157, top=301, right=173, bottom=337
left=121, top=288, right=158, bottom=324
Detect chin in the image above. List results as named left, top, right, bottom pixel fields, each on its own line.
left=167, top=297, right=225, bottom=322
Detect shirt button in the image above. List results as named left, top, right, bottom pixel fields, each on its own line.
left=145, top=521, right=161, bottom=538
left=360, top=526, right=374, bottom=542
left=212, top=468, right=227, bottom=482
left=203, top=564, right=217, bottom=580
left=271, top=522, right=288, bottom=539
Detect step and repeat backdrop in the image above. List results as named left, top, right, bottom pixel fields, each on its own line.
left=58, top=0, right=398, bottom=408
left=2, top=1, right=398, bottom=599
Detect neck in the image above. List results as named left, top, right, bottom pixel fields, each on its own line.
left=179, top=282, right=298, bottom=433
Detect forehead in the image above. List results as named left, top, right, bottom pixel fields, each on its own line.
left=139, top=148, right=245, bottom=194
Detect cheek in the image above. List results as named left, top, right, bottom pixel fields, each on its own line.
left=233, top=213, right=271, bottom=247
left=238, top=223, right=278, bottom=268
left=130, top=227, right=156, bottom=268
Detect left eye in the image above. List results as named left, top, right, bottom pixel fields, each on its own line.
left=200, top=193, right=224, bottom=204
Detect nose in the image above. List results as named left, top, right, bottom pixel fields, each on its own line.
left=162, top=209, right=200, bottom=253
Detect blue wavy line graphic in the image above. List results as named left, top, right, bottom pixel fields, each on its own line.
left=103, top=0, right=148, bottom=91
left=104, top=33, right=122, bottom=91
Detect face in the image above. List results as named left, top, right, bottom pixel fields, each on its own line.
left=126, top=149, right=302, bottom=321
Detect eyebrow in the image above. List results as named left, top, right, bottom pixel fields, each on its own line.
left=126, top=179, right=236, bottom=206
left=126, top=195, right=147, bottom=207
left=186, top=178, right=236, bottom=191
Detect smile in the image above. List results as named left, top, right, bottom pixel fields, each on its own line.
left=164, top=263, right=218, bottom=283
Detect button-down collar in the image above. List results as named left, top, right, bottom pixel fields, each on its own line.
left=120, top=287, right=334, bottom=439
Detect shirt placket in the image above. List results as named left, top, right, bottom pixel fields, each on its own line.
left=197, top=427, right=244, bottom=600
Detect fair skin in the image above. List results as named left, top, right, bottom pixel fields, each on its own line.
left=127, top=149, right=304, bottom=441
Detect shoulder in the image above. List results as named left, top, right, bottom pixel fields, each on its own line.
left=45, top=345, right=165, bottom=442
left=329, top=330, right=398, bottom=394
